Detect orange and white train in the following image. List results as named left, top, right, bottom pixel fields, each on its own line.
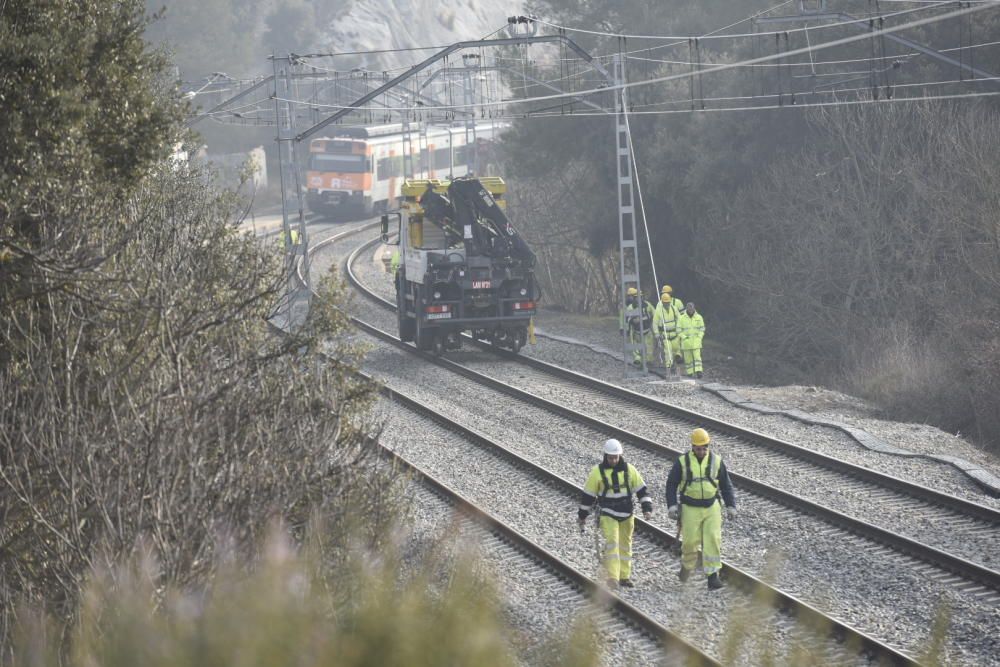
left=304, top=123, right=503, bottom=218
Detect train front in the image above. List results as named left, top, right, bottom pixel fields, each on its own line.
left=305, top=138, right=373, bottom=217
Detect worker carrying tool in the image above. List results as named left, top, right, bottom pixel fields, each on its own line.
left=578, top=439, right=653, bottom=589
left=665, top=428, right=737, bottom=590
left=619, top=287, right=655, bottom=366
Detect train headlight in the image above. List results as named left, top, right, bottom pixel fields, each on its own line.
left=520, top=288, right=527, bottom=296
left=433, top=291, right=441, bottom=299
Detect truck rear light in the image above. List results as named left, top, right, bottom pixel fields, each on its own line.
left=425, top=304, right=451, bottom=314
left=512, top=301, right=535, bottom=311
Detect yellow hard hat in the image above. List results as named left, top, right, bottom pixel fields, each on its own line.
left=661, top=293, right=672, bottom=303
left=661, top=284, right=673, bottom=294
left=690, top=428, right=711, bottom=447
left=627, top=287, right=638, bottom=296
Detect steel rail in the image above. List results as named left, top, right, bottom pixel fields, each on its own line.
left=278, top=226, right=715, bottom=666
left=345, top=235, right=1000, bottom=507
left=370, top=351, right=917, bottom=666
left=299, top=221, right=920, bottom=665
left=351, top=239, right=1000, bottom=508
left=342, top=234, right=1000, bottom=598
left=371, top=403, right=720, bottom=667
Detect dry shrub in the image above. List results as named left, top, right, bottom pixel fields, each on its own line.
left=842, top=322, right=961, bottom=422
left=843, top=318, right=999, bottom=451
left=9, top=526, right=519, bottom=667
left=0, top=162, right=397, bottom=653
left=958, top=314, right=1000, bottom=449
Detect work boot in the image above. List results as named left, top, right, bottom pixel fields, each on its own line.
left=606, top=578, right=619, bottom=589
left=707, top=572, right=724, bottom=590
left=696, top=371, right=703, bottom=379
left=677, top=566, right=690, bottom=582
left=619, top=579, right=634, bottom=588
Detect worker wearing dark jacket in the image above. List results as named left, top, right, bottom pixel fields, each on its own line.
left=665, top=428, right=737, bottom=590
left=619, top=287, right=655, bottom=366
left=578, top=438, right=653, bottom=589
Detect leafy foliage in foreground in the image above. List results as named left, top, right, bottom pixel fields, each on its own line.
left=0, top=0, right=394, bottom=653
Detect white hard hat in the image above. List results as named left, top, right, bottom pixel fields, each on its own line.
left=603, top=438, right=623, bottom=456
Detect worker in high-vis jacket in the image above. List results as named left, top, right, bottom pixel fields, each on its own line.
left=278, top=227, right=300, bottom=248
left=578, top=439, right=653, bottom=589
left=619, top=287, right=655, bottom=366
left=665, top=428, right=737, bottom=590
left=653, top=291, right=681, bottom=368
left=677, top=301, right=706, bottom=378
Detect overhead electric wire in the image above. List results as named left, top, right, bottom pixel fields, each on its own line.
left=199, top=3, right=1000, bottom=127
left=296, top=22, right=512, bottom=60
left=258, top=2, right=998, bottom=116
left=625, top=36, right=1000, bottom=68
left=531, top=1, right=973, bottom=41
left=480, top=0, right=932, bottom=64
left=517, top=89, right=1000, bottom=117
left=583, top=74, right=1000, bottom=111
left=204, top=86, right=1000, bottom=126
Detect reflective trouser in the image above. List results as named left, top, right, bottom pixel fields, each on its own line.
left=680, top=502, right=722, bottom=576
left=629, top=329, right=654, bottom=364
left=600, top=514, right=635, bottom=580
left=660, top=335, right=678, bottom=367
left=682, top=345, right=703, bottom=375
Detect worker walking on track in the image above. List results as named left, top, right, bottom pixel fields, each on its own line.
left=660, top=285, right=684, bottom=365
left=653, top=291, right=682, bottom=370
left=619, top=287, right=655, bottom=366
left=578, top=439, right=653, bottom=589
left=665, top=428, right=737, bottom=590
left=677, top=301, right=706, bottom=378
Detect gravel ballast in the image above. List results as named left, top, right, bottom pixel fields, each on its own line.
left=311, top=228, right=1000, bottom=666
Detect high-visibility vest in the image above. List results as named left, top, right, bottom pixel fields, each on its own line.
left=581, top=462, right=649, bottom=520
left=620, top=300, right=654, bottom=332
left=653, top=301, right=680, bottom=336
left=679, top=451, right=721, bottom=506
left=677, top=312, right=705, bottom=349
left=278, top=228, right=300, bottom=246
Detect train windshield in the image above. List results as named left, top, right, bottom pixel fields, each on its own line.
left=308, top=154, right=368, bottom=173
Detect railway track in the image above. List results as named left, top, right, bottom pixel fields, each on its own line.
left=281, top=222, right=711, bottom=665
left=374, top=401, right=715, bottom=666
left=341, top=233, right=1000, bottom=606
left=374, top=372, right=890, bottom=666
left=290, top=223, right=932, bottom=664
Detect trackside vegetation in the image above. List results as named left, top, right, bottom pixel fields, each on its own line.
left=510, top=0, right=1000, bottom=450
left=0, top=0, right=392, bottom=655
left=11, top=529, right=527, bottom=667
